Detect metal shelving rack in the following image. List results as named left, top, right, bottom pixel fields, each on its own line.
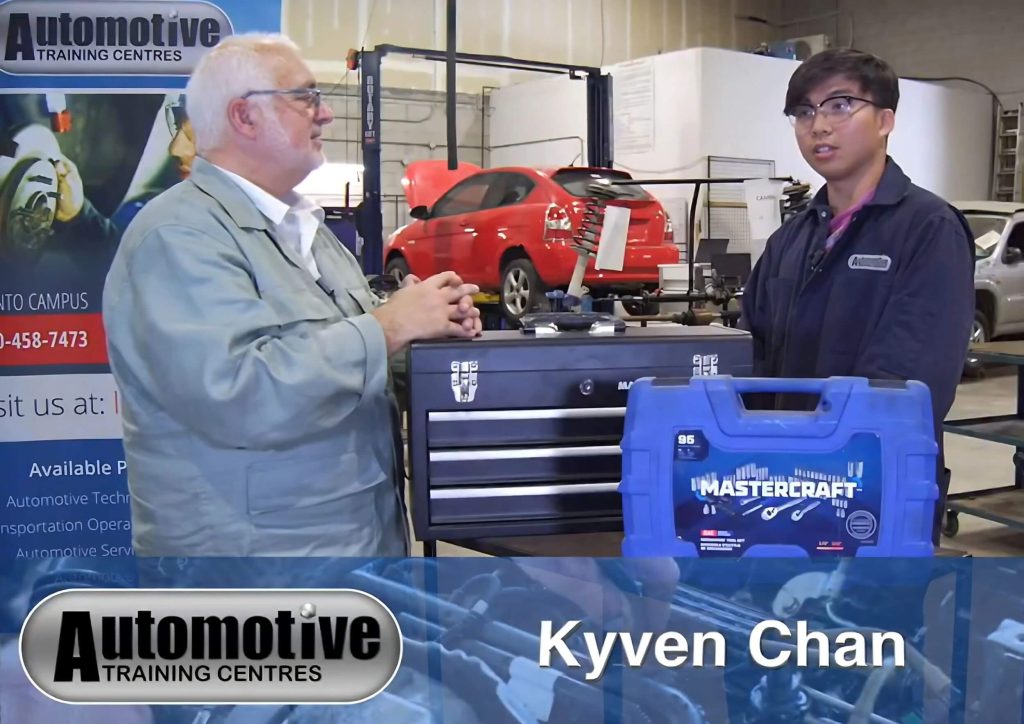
left=943, top=341, right=1024, bottom=536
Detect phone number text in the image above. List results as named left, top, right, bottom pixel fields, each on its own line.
left=0, top=330, right=89, bottom=350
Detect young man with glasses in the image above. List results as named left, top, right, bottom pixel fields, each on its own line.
left=103, top=33, right=482, bottom=559
left=740, top=49, right=975, bottom=544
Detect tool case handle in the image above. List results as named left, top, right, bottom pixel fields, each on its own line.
left=704, top=376, right=858, bottom=438
left=725, top=377, right=843, bottom=395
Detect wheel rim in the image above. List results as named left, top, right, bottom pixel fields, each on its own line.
left=971, top=319, right=987, bottom=344
left=503, top=268, right=531, bottom=315
left=389, top=265, right=406, bottom=284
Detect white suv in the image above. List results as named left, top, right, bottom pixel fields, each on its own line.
left=956, top=201, right=1024, bottom=349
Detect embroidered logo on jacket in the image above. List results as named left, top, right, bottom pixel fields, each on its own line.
left=847, top=254, right=892, bottom=272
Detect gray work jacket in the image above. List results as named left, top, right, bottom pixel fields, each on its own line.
left=102, top=157, right=408, bottom=557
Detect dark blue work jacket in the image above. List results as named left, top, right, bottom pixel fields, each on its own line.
left=740, top=158, right=975, bottom=434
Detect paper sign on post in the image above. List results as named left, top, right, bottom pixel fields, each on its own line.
left=743, top=179, right=788, bottom=240
left=595, top=205, right=630, bottom=271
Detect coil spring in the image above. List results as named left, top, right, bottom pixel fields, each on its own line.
left=571, top=182, right=619, bottom=258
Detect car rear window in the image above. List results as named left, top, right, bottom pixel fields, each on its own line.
left=552, top=169, right=652, bottom=200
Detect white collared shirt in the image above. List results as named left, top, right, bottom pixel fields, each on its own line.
left=214, top=165, right=325, bottom=280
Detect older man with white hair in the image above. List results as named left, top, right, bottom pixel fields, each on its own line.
left=103, top=33, right=482, bottom=558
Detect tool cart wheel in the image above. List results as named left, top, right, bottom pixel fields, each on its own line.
left=942, top=510, right=959, bottom=538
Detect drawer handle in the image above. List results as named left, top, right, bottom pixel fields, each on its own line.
left=428, top=408, right=625, bottom=422
left=430, top=445, right=622, bottom=462
left=430, top=482, right=621, bottom=499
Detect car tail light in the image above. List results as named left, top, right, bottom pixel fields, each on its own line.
left=664, top=215, right=675, bottom=243
left=543, top=204, right=573, bottom=240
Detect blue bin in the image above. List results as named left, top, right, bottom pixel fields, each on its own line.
left=620, top=376, right=938, bottom=558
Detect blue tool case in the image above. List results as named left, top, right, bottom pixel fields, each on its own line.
left=620, top=376, right=938, bottom=558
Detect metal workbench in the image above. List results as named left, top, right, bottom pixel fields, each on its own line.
left=943, top=341, right=1024, bottom=537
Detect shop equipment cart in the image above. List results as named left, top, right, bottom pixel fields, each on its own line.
left=943, top=341, right=1024, bottom=537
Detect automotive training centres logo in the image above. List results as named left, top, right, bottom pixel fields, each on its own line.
left=19, top=589, right=402, bottom=704
left=0, top=1, right=234, bottom=76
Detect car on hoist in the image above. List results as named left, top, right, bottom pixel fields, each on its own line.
left=383, top=160, right=679, bottom=321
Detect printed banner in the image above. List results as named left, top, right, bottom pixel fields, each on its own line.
left=1, top=555, right=1022, bottom=721
left=0, top=0, right=283, bottom=560
left=0, top=0, right=281, bottom=88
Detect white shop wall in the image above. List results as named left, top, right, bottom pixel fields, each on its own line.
left=488, top=75, right=589, bottom=169
left=695, top=48, right=992, bottom=203
left=695, top=49, right=815, bottom=186
left=286, top=0, right=784, bottom=94
left=611, top=52, right=706, bottom=255
left=488, top=46, right=993, bottom=262
left=884, top=79, right=992, bottom=204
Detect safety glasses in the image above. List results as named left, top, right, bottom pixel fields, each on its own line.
left=241, top=87, right=323, bottom=113
left=785, top=95, right=884, bottom=130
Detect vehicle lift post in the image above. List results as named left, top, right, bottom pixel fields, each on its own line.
left=351, top=44, right=613, bottom=276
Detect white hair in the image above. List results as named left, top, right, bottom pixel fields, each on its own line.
left=185, top=33, right=301, bottom=155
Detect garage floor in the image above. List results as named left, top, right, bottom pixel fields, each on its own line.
left=412, top=367, right=1024, bottom=558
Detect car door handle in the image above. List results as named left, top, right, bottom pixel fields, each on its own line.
left=458, top=221, right=471, bottom=227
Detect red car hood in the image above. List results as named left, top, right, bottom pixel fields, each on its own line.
left=400, top=159, right=481, bottom=209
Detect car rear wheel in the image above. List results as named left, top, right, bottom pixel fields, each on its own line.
left=500, top=259, right=543, bottom=323
left=385, top=256, right=411, bottom=284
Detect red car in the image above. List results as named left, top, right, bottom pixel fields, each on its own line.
left=384, top=161, right=679, bottom=320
